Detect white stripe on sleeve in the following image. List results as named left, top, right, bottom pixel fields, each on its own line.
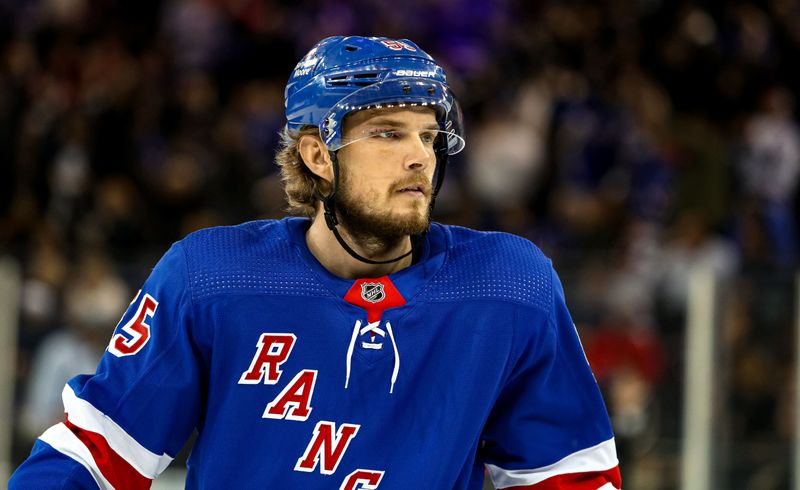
left=486, top=437, right=619, bottom=488
left=39, top=422, right=115, bottom=490
left=61, top=384, right=174, bottom=478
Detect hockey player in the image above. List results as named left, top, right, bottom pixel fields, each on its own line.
left=11, top=36, right=621, bottom=489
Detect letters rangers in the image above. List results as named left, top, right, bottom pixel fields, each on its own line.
left=11, top=36, right=621, bottom=489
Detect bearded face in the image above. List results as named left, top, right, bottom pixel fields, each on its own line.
left=335, top=163, right=433, bottom=242
left=331, top=106, right=438, bottom=244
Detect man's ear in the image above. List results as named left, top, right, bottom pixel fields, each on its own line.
left=298, top=134, right=333, bottom=183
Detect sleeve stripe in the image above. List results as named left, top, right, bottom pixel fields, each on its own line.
left=486, top=437, right=620, bottom=489
left=63, top=417, right=153, bottom=490
left=39, top=422, right=117, bottom=490
left=497, top=468, right=622, bottom=489
left=62, top=384, right=174, bottom=478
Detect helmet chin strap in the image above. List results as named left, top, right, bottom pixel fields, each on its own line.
left=316, top=149, right=448, bottom=266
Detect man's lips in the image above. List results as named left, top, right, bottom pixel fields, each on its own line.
left=394, top=183, right=431, bottom=196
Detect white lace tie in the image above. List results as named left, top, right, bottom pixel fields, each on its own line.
left=344, top=319, right=400, bottom=394
left=385, top=321, right=399, bottom=394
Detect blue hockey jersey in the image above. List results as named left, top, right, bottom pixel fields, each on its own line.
left=10, top=218, right=621, bottom=489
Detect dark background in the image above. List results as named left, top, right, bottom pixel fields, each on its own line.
left=3, top=1, right=799, bottom=488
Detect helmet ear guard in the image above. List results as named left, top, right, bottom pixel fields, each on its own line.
left=284, top=36, right=465, bottom=265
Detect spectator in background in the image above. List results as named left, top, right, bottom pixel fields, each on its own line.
left=546, top=69, right=628, bottom=250
left=656, top=210, right=739, bottom=327
left=584, top=299, right=665, bottom=473
left=19, top=252, right=129, bottom=441
left=16, top=224, right=69, bottom=365
left=737, top=86, right=800, bottom=266
left=466, top=112, right=545, bottom=231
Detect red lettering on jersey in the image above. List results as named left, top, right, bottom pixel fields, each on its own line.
left=340, top=469, right=385, bottom=490
left=108, top=293, right=158, bottom=357
left=294, top=421, right=360, bottom=475
left=238, top=333, right=297, bottom=385
left=263, top=369, right=317, bottom=421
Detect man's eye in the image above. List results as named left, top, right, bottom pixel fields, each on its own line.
left=420, top=132, right=437, bottom=144
left=370, top=129, right=398, bottom=139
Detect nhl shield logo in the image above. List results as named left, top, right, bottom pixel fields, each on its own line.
left=360, top=282, right=385, bottom=303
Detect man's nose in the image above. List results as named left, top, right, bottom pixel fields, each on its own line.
left=404, top=133, right=434, bottom=170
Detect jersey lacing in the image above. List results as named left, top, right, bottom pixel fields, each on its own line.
left=344, top=320, right=400, bottom=394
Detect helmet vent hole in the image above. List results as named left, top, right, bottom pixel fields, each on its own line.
left=345, top=45, right=359, bottom=52
left=325, top=72, right=381, bottom=88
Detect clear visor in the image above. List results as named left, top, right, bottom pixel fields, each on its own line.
left=320, top=78, right=465, bottom=155
left=337, top=128, right=463, bottom=155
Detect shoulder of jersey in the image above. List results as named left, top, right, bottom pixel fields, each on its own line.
left=421, top=224, right=553, bottom=311
left=177, top=220, right=329, bottom=301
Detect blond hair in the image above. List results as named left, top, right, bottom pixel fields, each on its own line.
left=274, top=125, right=331, bottom=217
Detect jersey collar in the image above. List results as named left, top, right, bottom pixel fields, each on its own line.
left=282, top=217, right=447, bottom=302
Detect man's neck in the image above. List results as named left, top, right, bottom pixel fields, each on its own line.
left=305, top=211, right=414, bottom=279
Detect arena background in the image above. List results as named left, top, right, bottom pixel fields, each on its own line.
left=1, top=1, right=799, bottom=488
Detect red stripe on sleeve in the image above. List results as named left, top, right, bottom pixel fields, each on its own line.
left=64, top=415, right=153, bottom=490
left=506, top=466, right=622, bottom=489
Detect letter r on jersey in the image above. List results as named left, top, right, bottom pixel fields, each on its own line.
left=239, top=333, right=297, bottom=385
left=340, top=469, right=385, bottom=490
left=295, top=421, right=360, bottom=475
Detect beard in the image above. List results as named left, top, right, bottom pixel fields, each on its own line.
left=335, top=167, right=432, bottom=246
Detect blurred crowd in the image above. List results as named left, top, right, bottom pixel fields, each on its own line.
left=2, top=0, right=800, bottom=488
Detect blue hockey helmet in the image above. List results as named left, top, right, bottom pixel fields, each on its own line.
left=285, top=36, right=465, bottom=155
